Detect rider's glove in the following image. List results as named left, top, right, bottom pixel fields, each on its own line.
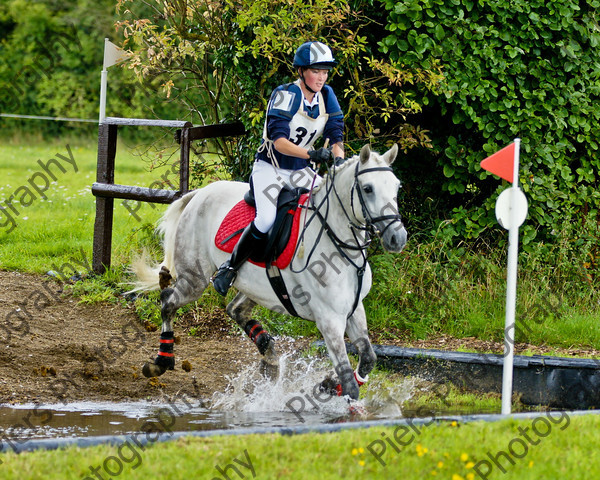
left=308, top=147, right=333, bottom=165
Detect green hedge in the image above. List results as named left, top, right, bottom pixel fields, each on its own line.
left=380, top=0, right=600, bottom=248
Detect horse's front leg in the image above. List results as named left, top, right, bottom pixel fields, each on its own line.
left=346, top=303, right=376, bottom=385
left=226, top=292, right=279, bottom=380
left=317, top=315, right=360, bottom=400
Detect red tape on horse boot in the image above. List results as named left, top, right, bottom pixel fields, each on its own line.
left=154, top=331, right=175, bottom=370
left=318, top=370, right=368, bottom=397
left=244, top=320, right=272, bottom=355
left=335, top=371, right=368, bottom=397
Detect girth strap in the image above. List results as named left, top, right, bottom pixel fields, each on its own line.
left=265, top=263, right=301, bottom=318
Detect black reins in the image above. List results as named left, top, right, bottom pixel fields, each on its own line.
left=291, top=159, right=403, bottom=317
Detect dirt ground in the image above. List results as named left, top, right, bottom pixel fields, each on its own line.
left=1, top=271, right=597, bottom=406
left=0, top=271, right=273, bottom=405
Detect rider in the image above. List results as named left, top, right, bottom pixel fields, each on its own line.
left=211, top=41, right=345, bottom=296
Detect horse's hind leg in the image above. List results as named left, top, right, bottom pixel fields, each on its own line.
left=226, top=292, right=279, bottom=380
left=143, top=261, right=210, bottom=377
left=346, top=303, right=376, bottom=384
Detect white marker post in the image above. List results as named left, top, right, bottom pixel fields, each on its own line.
left=481, top=138, right=528, bottom=415
left=99, top=38, right=129, bottom=124
left=99, top=66, right=108, bottom=124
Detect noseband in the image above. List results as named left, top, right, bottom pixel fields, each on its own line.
left=350, top=162, right=404, bottom=237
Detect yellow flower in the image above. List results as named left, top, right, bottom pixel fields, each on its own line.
left=358, top=460, right=365, bottom=467
left=528, top=460, right=534, bottom=468
left=452, top=475, right=464, bottom=480
left=466, top=461, right=475, bottom=469
left=437, top=461, right=444, bottom=469
left=351, top=448, right=358, bottom=456
left=451, top=421, right=458, bottom=427
left=466, top=474, right=475, bottom=480
left=358, top=447, right=364, bottom=454
left=430, top=471, right=438, bottom=476
left=460, top=453, right=469, bottom=462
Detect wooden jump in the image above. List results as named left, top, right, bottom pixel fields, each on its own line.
left=92, top=116, right=245, bottom=274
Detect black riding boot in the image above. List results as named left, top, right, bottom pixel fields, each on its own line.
left=212, top=222, right=268, bottom=296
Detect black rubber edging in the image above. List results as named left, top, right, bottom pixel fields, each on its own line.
left=2, top=409, right=600, bottom=455
left=313, top=341, right=600, bottom=410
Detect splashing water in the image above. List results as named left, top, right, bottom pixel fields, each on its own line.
left=360, top=376, right=417, bottom=418
left=210, top=351, right=416, bottom=423
left=0, top=351, right=420, bottom=442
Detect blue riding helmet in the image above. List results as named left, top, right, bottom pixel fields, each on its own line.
left=293, top=41, right=337, bottom=70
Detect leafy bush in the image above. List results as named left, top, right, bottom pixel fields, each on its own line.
left=116, top=0, right=443, bottom=179
left=380, top=0, right=600, bottom=248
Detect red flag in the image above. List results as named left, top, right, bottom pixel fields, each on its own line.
left=481, top=143, right=515, bottom=183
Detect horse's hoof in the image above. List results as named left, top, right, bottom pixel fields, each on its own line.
left=142, top=362, right=167, bottom=378
left=159, top=266, right=172, bottom=290
left=319, top=376, right=339, bottom=396
left=348, top=403, right=367, bottom=416
left=259, top=359, right=279, bottom=381
left=342, top=381, right=360, bottom=400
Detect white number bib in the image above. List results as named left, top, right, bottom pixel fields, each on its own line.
left=260, top=82, right=329, bottom=167
left=287, top=95, right=328, bottom=149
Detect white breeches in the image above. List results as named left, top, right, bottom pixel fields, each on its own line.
left=251, top=160, right=321, bottom=234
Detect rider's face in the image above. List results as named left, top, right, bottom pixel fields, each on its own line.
left=302, top=68, right=328, bottom=93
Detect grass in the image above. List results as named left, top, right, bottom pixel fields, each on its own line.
left=363, top=239, right=600, bottom=352
left=1, top=413, right=599, bottom=479
left=0, top=133, right=175, bottom=273
left=2, top=135, right=600, bottom=478
left=2, top=134, right=600, bottom=353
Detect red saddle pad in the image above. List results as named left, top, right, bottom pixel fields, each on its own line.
left=214, top=194, right=309, bottom=269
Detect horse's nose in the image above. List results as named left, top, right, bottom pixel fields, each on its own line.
left=386, top=223, right=407, bottom=252
left=393, top=226, right=407, bottom=250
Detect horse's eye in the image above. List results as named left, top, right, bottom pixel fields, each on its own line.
left=363, top=185, right=373, bottom=194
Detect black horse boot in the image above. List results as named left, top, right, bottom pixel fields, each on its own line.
left=212, top=222, right=268, bottom=296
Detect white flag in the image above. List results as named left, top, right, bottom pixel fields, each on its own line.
left=103, top=38, right=128, bottom=69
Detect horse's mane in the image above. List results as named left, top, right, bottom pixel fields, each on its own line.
left=312, top=155, right=360, bottom=194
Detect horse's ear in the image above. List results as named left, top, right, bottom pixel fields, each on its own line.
left=383, top=144, right=399, bottom=165
left=360, top=144, right=371, bottom=164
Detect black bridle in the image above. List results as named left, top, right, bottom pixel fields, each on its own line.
left=292, top=159, right=404, bottom=317
left=350, top=162, right=404, bottom=238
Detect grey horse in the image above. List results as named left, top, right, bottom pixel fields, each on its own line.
left=131, top=144, right=407, bottom=400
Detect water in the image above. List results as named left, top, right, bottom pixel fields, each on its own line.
left=0, top=354, right=420, bottom=444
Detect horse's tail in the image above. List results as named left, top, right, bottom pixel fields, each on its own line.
left=129, top=190, right=200, bottom=292
left=158, top=189, right=199, bottom=275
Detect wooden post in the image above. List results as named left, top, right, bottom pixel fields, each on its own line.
left=92, top=123, right=117, bottom=274
left=91, top=118, right=244, bottom=275
left=179, top=126, right=190, bottom=194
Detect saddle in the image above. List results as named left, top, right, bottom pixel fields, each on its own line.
left=214, top=183, right=309, bottom=269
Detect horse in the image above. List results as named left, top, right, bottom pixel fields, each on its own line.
left=131, top=144, right=407, bottom=400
